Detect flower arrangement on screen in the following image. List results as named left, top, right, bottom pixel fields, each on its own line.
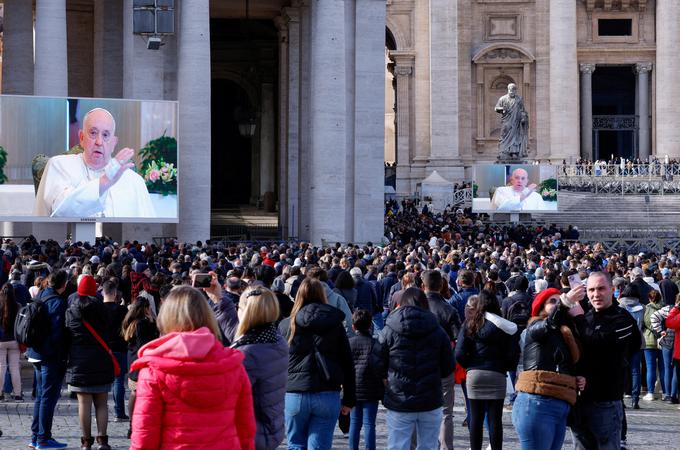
left=139, top=134, right=177, bottom=196
left=538, top=178, right=557, bottom=202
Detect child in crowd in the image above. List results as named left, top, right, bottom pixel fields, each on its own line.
left=348, top=309, right=384, bottom=450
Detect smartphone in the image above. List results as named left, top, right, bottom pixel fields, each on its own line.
left=193, top=273, right=212, bottom=288
left=568, top=274, right=582, bottom=290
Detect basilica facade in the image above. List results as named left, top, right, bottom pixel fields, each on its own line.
left=0, top=1, right=677, bottom=243
left=387, top=0, right=675, bottom=195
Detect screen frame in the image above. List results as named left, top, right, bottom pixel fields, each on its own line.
left=471, top=163, right=559, bottom=214
left=0, top=94, right=180, bottom=224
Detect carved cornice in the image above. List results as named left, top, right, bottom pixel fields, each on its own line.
left=584, top=0, right=646, bottom=12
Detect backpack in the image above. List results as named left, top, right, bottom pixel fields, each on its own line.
left=506, top=299, right=530, bottom=329
left=14, top=296, right=53, bottom=348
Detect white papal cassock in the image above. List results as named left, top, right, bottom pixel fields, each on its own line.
left=33, top=154, right=155, bottom=218
left=491, top=186, right=546, bottom=211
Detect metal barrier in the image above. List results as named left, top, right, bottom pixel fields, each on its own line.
left=558, top=163, right=680, bottom=195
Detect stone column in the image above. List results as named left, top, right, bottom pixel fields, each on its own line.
left=1, top=0, right=35, bottom=238
left=94, top=0, right=124, bottom=98
left=284, top=7, right=301, bottom=239
left=579, top=64, right=595, bottom=161
left=177, top=0, right=211, bottom=242
left=635, top=63, right=652, bottom=161
left=259, top=83, right=276, bottom=208
left=352, top=0, right=385, bottom=243
left=32, top=0, right=68, bottom=242
left=392, top=53, right=415, bottom=196
left=274, top=15, right=289, bottom=235
left=1, top=0, right=34, bottom=94
left=308, top=0, right=347, bottom=244
left=429, top=0, right=459, bottom=164
left=123, top=0, right=165, bottom=99
left=34, top=0, right=68, bottom=97
left=657, top=0, right=680, bottom=158
left=297, top=0, right=312, bottom=240
left=549, top=0, right=579, bottom=159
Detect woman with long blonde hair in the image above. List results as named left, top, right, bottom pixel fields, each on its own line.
left=232, top=287, right=288, bottom=450
left=129, top=285, right=255, bottom=450
left=278, top=278, right=356, bottom=450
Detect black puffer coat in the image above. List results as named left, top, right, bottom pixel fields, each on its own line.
left=65, top=296, right=114, bottom=387
left=374, top=305, right=454, bottom=412
left=278, top=303, right=356, bottom=407
left=349, top=332, right=384, bottom=402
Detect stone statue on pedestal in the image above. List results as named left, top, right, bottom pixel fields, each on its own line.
left=495, top=83, right=528, bottom=161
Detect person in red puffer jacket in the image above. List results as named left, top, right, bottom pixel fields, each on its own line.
left=129, top=285, right=256, bottom=450
left=666, top=296, right=680, bottom=401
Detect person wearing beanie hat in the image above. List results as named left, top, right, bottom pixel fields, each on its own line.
left=77, top=275, right=98, bottom=298
left=512, top=284, right=586, bottom=450
left=66, top=273, right=115, bottom=450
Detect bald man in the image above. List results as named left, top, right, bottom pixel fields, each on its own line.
left=34, top=108, right=155, bottom=218
left=490, top=168, right=546, bottom=211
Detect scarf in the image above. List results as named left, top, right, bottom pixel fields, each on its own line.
left=231, top=322, right=279, bottom=349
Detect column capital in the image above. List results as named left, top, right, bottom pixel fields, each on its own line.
left=579, top=63, right=596, bottom=75
left=394, top=65, right=413, bottom=77
left=390, top=50, right=415, bottom=65
left=634, top=62, right=653, bottom=74
left=283, top=7, right=300, bottom=23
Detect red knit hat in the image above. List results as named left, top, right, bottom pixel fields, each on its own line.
left=78, top=275, right=98, bottom=297
left=531, top=287, right=562, bottom=317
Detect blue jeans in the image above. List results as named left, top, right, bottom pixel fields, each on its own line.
left=662, top=346, right=678, bottom=398
left=386, top=408, right=442, bottom=450
left=31, top=361, right=66, bottom=443
left=285, top=391, right=340, bottom=450
left=571, top=400, right=623, bottom=450
left=512, top=392, right=570, bottom=450
left=112, top=351, right=128, bottom=417
left=630, top=350, right=642, bottom=402
left=349, top=400, right=378, bottom=450
left=644, top=348, right=665, bottom=396
left=372, top=312, right=384, bottom=335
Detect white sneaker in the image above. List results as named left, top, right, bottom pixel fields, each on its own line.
left=642, top=393, right=655, bottom=401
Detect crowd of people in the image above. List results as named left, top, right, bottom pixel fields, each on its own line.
left=0, top=201, right=676, bottom=449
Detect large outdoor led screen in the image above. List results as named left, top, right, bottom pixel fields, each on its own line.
left=0, top=95, right=178, bottom=223
left=472, top=164, right=558, bottom=213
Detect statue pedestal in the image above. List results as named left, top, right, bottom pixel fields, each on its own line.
left=497, top=156, right=528, bottom=165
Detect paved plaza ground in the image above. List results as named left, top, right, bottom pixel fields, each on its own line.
left=0, top=376, right=677, bottom=450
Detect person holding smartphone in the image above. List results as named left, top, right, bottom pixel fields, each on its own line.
left=193, top=271, right=239, bottom=346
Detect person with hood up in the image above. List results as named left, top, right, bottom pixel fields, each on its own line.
left=618, top=284, right=645, bottom=409
left=129, top=285, right=256, bottom=450
left=373, top=287, right=454, bottom=450
left=278, top=278, right=356, bottom=450
left=455, top=290, right=521, bottom=450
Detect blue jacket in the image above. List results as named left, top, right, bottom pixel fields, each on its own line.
left=449, top=287, right=479, bottom=320
left=27, top=288, right=69, bottom=363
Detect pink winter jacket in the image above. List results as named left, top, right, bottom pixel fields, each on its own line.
left=129, top=327, right=256, bottom=450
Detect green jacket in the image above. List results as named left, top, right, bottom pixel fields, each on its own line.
left=643, top=302, right=664, bottom=349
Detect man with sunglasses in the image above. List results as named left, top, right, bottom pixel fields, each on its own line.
left=34, top=108, right=154, bottom=218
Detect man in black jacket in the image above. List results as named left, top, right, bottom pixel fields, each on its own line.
left=570, top=271, right=642, bottom=450
left=422, top=270, right=459, bottom=450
